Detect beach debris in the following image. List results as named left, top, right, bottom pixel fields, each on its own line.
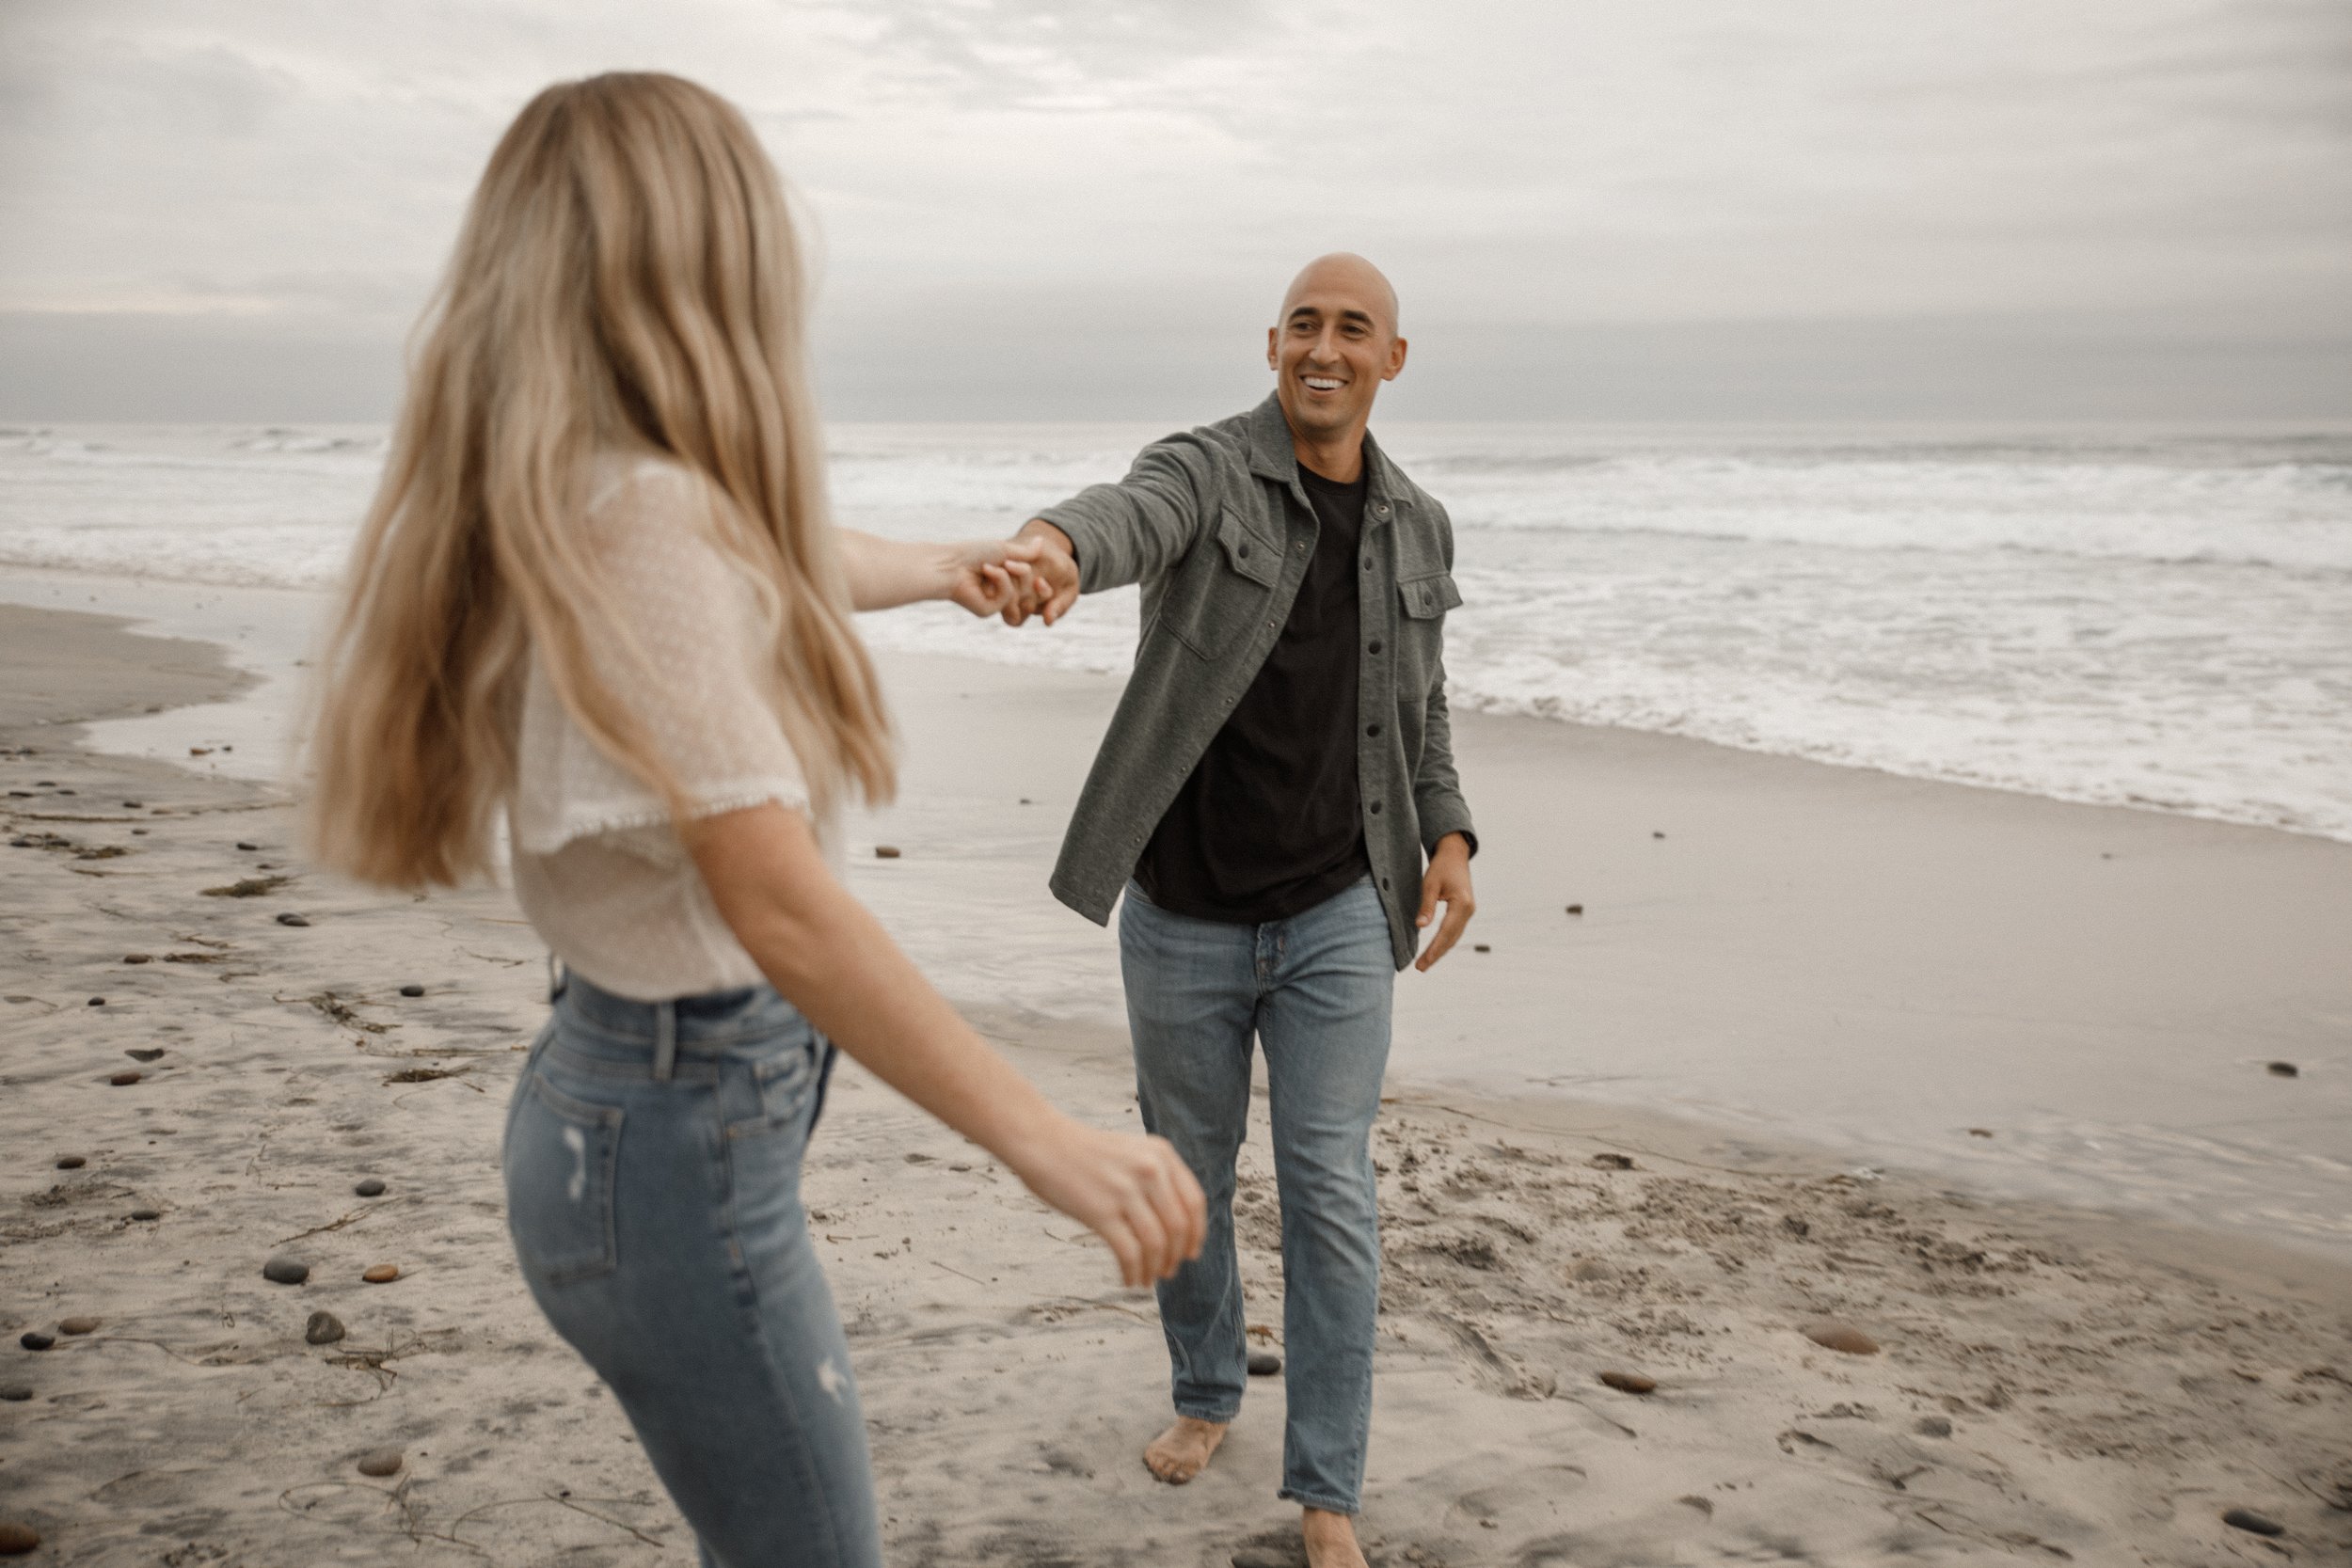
left=384, top=1067, right=459, bottom=1085
left=398, top=984, right=425, bottom=997
left=1967, top=1127, right=1994, bottom=1138
left=1570, top=1259, right=1618, bottom=1283
left=875, top=845, right=902, bottom=859
left=234, top=841, right=259, bottom=851
left=1599, top=1370, right=1657, bottom=1394
left=0, top=1385, right=30, bottom=1402
left=261, top=1256, right=310, bottom=1286
left=56, top=1317, right=98, bottom=1337
left=88, top=997, right=107, bottom=1007
left=1677, top=1495, right=1715, bottom=1515
left=201, top=875, right=288, bottom=897
left=126, top=1048, right=165, bottom=1062
left=1473, top=943, right=1491, bottom=953
left=355, top=1449, right=405, bottom=1478
left=189, top=747, right=211, bottom=756
left=0, top=1522, right=40, bottom=1556
left=1915, top=1416, right=1953, bottom=1437
left=354, top=1179, right=387, bottom=1197
left=1803, top=1320, right=1881, bottom=1355
left=1652, top=830, right=1666, bottom=839
left=54, top=1156, right=84, bottom=1170
left=122, top=954, right=151, bottom=964
left=1589, top=1152, right=1636, bottom=1170
left=108, top=1070, right=141, bottom=1086
left=304, top=1311, right=346, bottom=1346
left=73, top=844, right=126, bottom=860
left=276, top=912, right=310, bottom=927
left=2221, top=1508, right=2283, bottom=1537
left=2267, top=1061, right=2298, bottom=1077
left=1565, top=903, right=1583, bottom=914
left=17, top=1333, right=54, bottom=1352
left=128, top=1209, right=160, bottom=1222
left=1247, top=1351, right=1282, bottom=1376
left=122, top=800, right=140, bottom=808
left=362, top=1264, right=401, bottom=1284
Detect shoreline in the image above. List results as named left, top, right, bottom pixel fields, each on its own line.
left=2, top=600, right=2348, bottom=1564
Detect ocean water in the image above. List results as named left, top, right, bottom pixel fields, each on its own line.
left=3, top=420, right=2348, bottom=842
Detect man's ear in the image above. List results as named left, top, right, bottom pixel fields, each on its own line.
left=1383, top=336, right=1409, bottom=382
left=1266, top=326, right=1280, bottom=371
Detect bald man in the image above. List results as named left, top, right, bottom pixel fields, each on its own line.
left=1005, top=255, right=1477, bottom=1566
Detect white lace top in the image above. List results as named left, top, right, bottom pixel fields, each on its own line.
left=507, top=454, right=839, bottom=1001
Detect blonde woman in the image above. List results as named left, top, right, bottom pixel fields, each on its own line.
left=307, top=73, right=1204, bottom=1568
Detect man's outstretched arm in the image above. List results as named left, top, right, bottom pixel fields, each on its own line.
left=1001, top=437, right=1219, bottom=626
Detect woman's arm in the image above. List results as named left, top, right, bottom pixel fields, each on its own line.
left=685, top=801, right=1205, bottom=1287
left=837, top=529, right=1041, bottom=614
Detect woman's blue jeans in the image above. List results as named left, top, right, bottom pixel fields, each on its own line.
left=1120, top=876, right=1394, bottom=1516
left=502, top=972, right=880, bottom=1568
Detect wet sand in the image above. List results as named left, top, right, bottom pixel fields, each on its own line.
left=1, top=600, right=2348, bottom=1566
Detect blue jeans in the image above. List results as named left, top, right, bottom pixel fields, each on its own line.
left=501, top=973, right=879, bottom=1568
left=1120, top=875, right=1394, bottom=1515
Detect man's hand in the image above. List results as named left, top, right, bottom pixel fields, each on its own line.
left=1002, top=519, right=1080, bottom=627
left=945, top=535, right=1041, bottom=618
left=1412, top=832, right=1476, bottom=972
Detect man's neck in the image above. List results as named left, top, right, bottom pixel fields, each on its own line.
left=1289, top=422, right=1368, bottom=485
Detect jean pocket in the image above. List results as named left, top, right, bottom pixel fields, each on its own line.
left=504, top=1069, right=624, bottom=1286
left=723, top=1035, right=821, bottom=1139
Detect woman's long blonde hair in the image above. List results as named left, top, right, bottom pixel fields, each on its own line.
left=307, top=72, right=893, bottom=889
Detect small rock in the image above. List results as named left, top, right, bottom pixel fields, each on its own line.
left=276, top=912, right=310, bottom=927
left=0, top=1384, right=30, bottom=1402
left=54, top=1156, right=85, bottom=1170
left=128, top=1209, right=160, bottom=1222
left=56, top=1317, right=98, bottom=1336
left=1652, top=831, right=1665, bottom=839
left=88, top=997, right=106, bottom=1007
left=1966, top=1128, right=1994, bottom=1138
left=1589, top=1152, right=1636, bottom=1170
left=0, top=1522, right=40, bottom=1556
left=1247, top=1351, right=1282, bottom=1376
left=1570, top=1259, right=1617, bottom=1282
left=235, top=841, right=259, bottom=851
left=262, top=1256, right=310, bottom=1286
left=126, top=1048, right=165, bottom=1062
left=1915, top=1416, right=1953, bottom=1437
left=109, top=1070, right=142, bottom=1086
left=874, top=846, right=901, bottom=859
left=122, top=800, right=141, bottom=808
left=1803, top=1321, right=1880, bottom=1355
left=1472, top=943, right=1491, bottom=953
left=363, top=1264, right=401, bottom=1284
left=398, top=984, right=424, bottom=997
left=2267, top=1061, right=2298, bottom=1078
left=354, top=1179, right=387, bottom=1197
left=122, top=954, right=151, bottom=964
left=1677, top=1495, right=1715, bottom=1515
left=2221, top=1508, right=2283, bottom=1537
left=304, top=1311, right=346, bottom=1346
left=17, top=1333, right=53, bottom=1352
left=1599, top=1370, right=1657, bottom=1394
left=1565, top=903, right=1583, bottom=915
left=356, top=1449, right=405, bottom=1478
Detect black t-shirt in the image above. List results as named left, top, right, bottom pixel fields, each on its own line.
left=1134, top=461, right=1370, bottom=923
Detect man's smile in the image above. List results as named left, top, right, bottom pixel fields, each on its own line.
left=1301, top=374, right=1346, bottom=391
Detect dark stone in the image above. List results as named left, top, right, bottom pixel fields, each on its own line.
left=56, top=1317, right=98, bottom=1336
left=88, top=997, right=106, bottom=1007
left=17, top=1333, right=53, bottom=1352
left=0, top=1521, right=39, bottom=1555
left=1473, top=943, right=1491, bottom=953
left=304, top=1311, right=346, bottom=1346
left=262, top=1256, right=310, bottom=1286
left=123, top=954, right=151, bottom=964
left=356, top=1449, right=404, bottom=1477
left=2221, top=1509, right=2283, bottom=1537
left=1589, top=1152, right=1636, bottom=1170
left=276, top=912, right=310, bottom=927
left=1565, top=903, right=1584, bottom=915
left=122, top=800, right=141, bottom=808
left=54, top=1156, right=84, bottom=1170
left=2267, top=1061, right=2298, bottom=1077
left=0, top=1385, right=30, bottom=1402
left=1652, top=831, right=1666, bottom=839
left=126, top=1048, right=165, bottom=1062
left=354, top=1179, right=387, bottom=1197
left=875, top=846, right=902, bottom=859
left=1915, top=1416, right=1953, bottom=1437
left=235, top=842, right=259, bottom=851
left=128, top=1209, right=160, bottom=1222
left=1598, top=1370, right=1657, bottom=1394
left=109, top=1070, right=142, bottom=1086
left=1247, top=1351, right=1282, bottom=1376
left=398, top=985, right=424, bottom=997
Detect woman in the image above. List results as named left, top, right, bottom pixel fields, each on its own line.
left=306, top=72, right=1204, bottom=1567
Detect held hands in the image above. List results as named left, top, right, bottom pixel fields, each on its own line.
left=1007, top=1115, right=1206, bottom=1288
left=999, top=520, right=1080, bottom=627
left=945, top=534, right=1044, bottom=618
left=1413, top=832, right=1477, bottom=972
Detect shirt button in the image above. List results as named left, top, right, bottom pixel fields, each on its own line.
left=1296, top=543, right=1307, bottom=554
left=1366, top=723, right=1382, bottom=737
left=1368, top=641, right=1383, bottom=655
left=1361, top=556, right=1372, bottom=570
left=1238, top=544, right=1250, bottom=559
left=1266, top=620, right=1276, bottom=630
left=1376, top=502, right=1391, bottom=516
left=1381, top=877, right=1391, bottom=890
left=1370, top=800, right=1383, bottom=815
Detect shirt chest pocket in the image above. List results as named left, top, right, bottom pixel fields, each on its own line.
left=1397, top=571, right=1462, bottom=622
left=1162, top=505, right=1282, bottom=660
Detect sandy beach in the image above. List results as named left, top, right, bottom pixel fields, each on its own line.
left=3, top=598, right=2349, bottom=1566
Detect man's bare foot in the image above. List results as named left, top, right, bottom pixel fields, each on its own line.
left=1142, top=1416, right=1228, bottom=1484
left=1302, top=1507, right=1368, bottom=1568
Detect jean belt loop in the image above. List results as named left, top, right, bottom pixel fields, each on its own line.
left=652, top=1000, right=678, bottom=1083
left=546, top=953, right=568, bottom=1005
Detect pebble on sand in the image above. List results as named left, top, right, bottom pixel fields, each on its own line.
left=1565, top=903, right=1584, bottom=915
left=304, top=1311, right=346, bottom=1346
left=262, top=1257, right=310, bottom=1286
left=126, top=1048, right=165, bottom=1062
left=874, top=846, right=902, bottom=859
left=122, top=954, right=151, bottom=964
left=0, top=1385, right=30, bottom=1402
left=235, top=841, right=260, bottom=851
left=87, top=997, right=105, bottom=1007
left=2222, top=1509, right=2283, bottom=1537
left=1589, top=1152, right=1636, bottom=1170
left=0, top=1522, right=40, bottom=1556
left=1598, top=1370, right=1658, bottom=1395
left=276, top=912, right=310, bottom=927
left=108, top=1070, right=141, bottom=1086
left=398, top=984, right=425, bottom=997
left=1247, top=1351, right=1282, bottom=1377
left=354, top=1179, right=387, bottom=1197
left=2267, top=1061, right=2298, bottom=1078
left=1915, top=1416, right=1953, bottom=1437
left=362, top=1264, right=401, bottom=1284
left=127, top=1209, right=160, bottom=1222
left=17, top=1333, right=53, bottom=1352
left=1803, top=1321, right=1881, bottom=1355
left=56, top=1317, right=98, bottom=1336
left=356, top=1449, right=405, bottom=1478
left=54, top=1156, right=84, bottom=1170
left=1473, top=943, right=1491, bottom=953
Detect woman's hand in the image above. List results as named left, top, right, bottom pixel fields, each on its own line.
left=945, top=535, right=1043, bottom=618
left=1005, top=1117, right=1206, bottom=1288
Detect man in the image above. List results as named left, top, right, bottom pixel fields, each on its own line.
left=1007, top=253, right=1475, bottom=1568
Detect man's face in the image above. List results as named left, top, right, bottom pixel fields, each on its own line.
left=1266, top=265, right=1407, bottom=443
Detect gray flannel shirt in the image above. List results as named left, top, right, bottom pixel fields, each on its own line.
left=1038, top=394, right=1475, bottom=971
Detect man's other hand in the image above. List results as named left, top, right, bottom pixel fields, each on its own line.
left=1412, top=832, right=1476, bottom=972
left=1003, top=519, right=1080, bottom=626
left=946, top=534, right=1041, bottom=618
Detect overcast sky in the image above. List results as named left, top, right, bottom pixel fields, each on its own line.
left=3, top=0, right=2347, bottom=421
